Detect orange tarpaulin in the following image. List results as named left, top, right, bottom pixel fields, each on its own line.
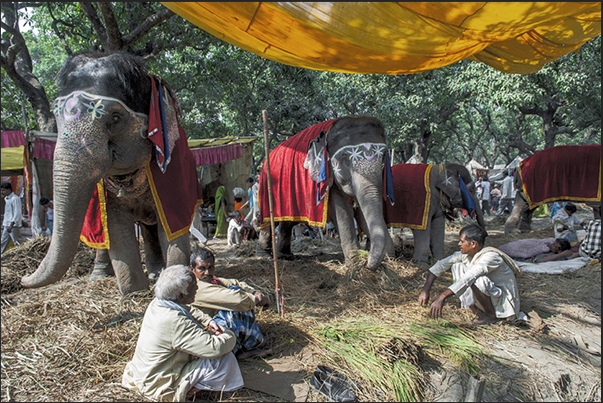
left=162, top=2, right=601, bottom=75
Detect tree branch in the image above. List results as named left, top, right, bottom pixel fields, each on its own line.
left=122, top=7, right=174, bottom=48
left=98, top=2, right=123, bottom=50
left=46, top=3, right=73, bottom=55
left=79, top=2, right=108, bottom=50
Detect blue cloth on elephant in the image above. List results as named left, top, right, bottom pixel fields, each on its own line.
left=459, top=175, right=476, bottom=217
left=213, top=286, right=264, bottom=355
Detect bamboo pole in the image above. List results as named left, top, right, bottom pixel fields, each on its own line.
left=262, top=110, right=284, bottom=317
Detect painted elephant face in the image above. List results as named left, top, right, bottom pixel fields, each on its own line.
left=53, top=91, right=151, bottom=177
left=328, top=142, right=388, bottom=194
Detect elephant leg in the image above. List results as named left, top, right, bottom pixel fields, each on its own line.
left=105, top=204, right=149, bottom=294
left=157, top=223, right=190, bottom=269
left=330, top=190, right=360, bottom=264
left=411, top=227, right=431, bottom=265
left=429, top=212, right=446, bottom=262
left=518, top=209, right=533, bottom=232
left=90, top=248, right=114, bottom=281
left=140, top=223, right=165, bottom=281
left=276, top=222, right=295, bottom=259
left=256, top=226, right=272, bottom=257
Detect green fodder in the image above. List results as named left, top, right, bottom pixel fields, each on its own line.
left=313, top=316, right=485, bottom=402
left=409, top=321, right=484, bottom=375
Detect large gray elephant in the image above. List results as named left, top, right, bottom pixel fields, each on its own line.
left=384, top=163, right=485, bottom=265
left=21, top=51, right=201, bottom=295
left=504, top=144, right=601, bottom=233
left=256, top=116, right=395, bottom=270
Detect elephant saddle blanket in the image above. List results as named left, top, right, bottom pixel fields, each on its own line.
left=81, top=119, right=202, bottom=248
left=259, top=119, right=337, bottom=228
left=383, top=164, right=432, bottom=230
left=519, top=144, right=601, bottom=209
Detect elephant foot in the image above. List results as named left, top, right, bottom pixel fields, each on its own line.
left=89, top=262, right=115, bottom=282
left=89, top=269, right=114, bottom=282
left=277, top=253, right=296, bottom=261
left=255, top=245, right=272, bottom=258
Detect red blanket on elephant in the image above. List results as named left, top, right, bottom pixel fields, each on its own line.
left=383, top=164, right=432, bottom=230
left=259, top=120, right=336, bottom=229
left=519, top=144, right=601, bottom=209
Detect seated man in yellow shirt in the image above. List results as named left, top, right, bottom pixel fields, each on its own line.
left=190, top=247, right=272, bottom=359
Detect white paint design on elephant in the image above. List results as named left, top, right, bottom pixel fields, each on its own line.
left=54, top=91, right=149, bottom=137
left=331, top=143, right=388, bottom=162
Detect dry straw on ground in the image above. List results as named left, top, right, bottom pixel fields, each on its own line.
left=1, top=213, right=600, bottom=402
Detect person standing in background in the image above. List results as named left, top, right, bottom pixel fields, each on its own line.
left=214, top=186, right=229, bottom=239
left=1, top=182, right=24, bottom=253
left=495, top=171, right=514, bottom=216
left=478, top=176, right=491, bottom=216
left=40, top=197, right=54, bottom=235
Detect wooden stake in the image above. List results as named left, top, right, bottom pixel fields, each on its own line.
left=262, top=110, right=284, bottom=317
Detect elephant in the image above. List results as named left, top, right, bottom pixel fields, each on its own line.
left=504, top=144, right=601, bottom=234
left=383, top=163, right=485, bottom=265
left=256, top=116, right=395, bottom=270
left=21, top=51, right=201, bottom=295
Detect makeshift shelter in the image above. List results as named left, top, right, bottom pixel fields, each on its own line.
left=187, top=137, right=260, bottom=206
left=1, top=130, right=56, bottom=235
left=162, top=2, right=600, bottom=75
left=466, top=159, right=488, bottom=181
left=489, top=155, right=524, bottom=182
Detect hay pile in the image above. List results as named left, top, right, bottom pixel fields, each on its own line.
left=1, top=237, right=96, bottom=295
left=1, top=214, right=599, bottom=402
left=1, top=277, right=151, bottom=402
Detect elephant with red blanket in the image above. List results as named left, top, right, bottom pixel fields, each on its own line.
left=505, top=144, right=601, bottom=233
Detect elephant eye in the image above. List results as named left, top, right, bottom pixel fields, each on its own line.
left=111, top=112, right=122, bottom=123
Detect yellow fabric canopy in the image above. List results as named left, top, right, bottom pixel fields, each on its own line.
left=162, top=2, right=601, bottom=74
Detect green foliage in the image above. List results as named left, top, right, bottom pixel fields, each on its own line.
left=2, top=3, right=600, bottom=171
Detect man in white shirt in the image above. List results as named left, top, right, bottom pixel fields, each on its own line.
left=495, top=171, right=514, bottom=216
left=1, top=182, right=24, bottom=253
left=478, top=176, right=491, bottom=216
left=418, top=224, right=522, bottom=326
left=551, top=202, right=585, bottom=243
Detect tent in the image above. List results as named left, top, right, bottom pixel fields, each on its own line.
left=162, top=2, right=600, bottom=75
left=466, top=159, right=488, bottom=181
left=1, top=130, right=56, bottom=235
left=187, top=136, right=261, bottom=205
left=489, top=156, right=524, bottom=182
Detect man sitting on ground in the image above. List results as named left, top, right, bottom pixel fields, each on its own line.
left=418, top=224, right=522, bottom=326
left=122, top=265, right=243, bottom=401
left=551, top=202, right=585, bottom=244
left=576, top=218, right=601, bottom=260
left=190, top=247, right=272, bottom=359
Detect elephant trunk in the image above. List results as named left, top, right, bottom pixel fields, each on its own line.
left=21, top=144, right=109, bottom=288
left=356, top=184, right=393, bottom=270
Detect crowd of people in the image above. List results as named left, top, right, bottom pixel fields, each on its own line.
left=475, top=170, right=516, bottom=216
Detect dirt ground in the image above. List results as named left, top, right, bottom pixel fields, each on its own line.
left=1, top=204, right=600, bottom=402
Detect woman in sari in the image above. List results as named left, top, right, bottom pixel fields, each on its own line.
left=214, top=186, right=229, bottom=238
